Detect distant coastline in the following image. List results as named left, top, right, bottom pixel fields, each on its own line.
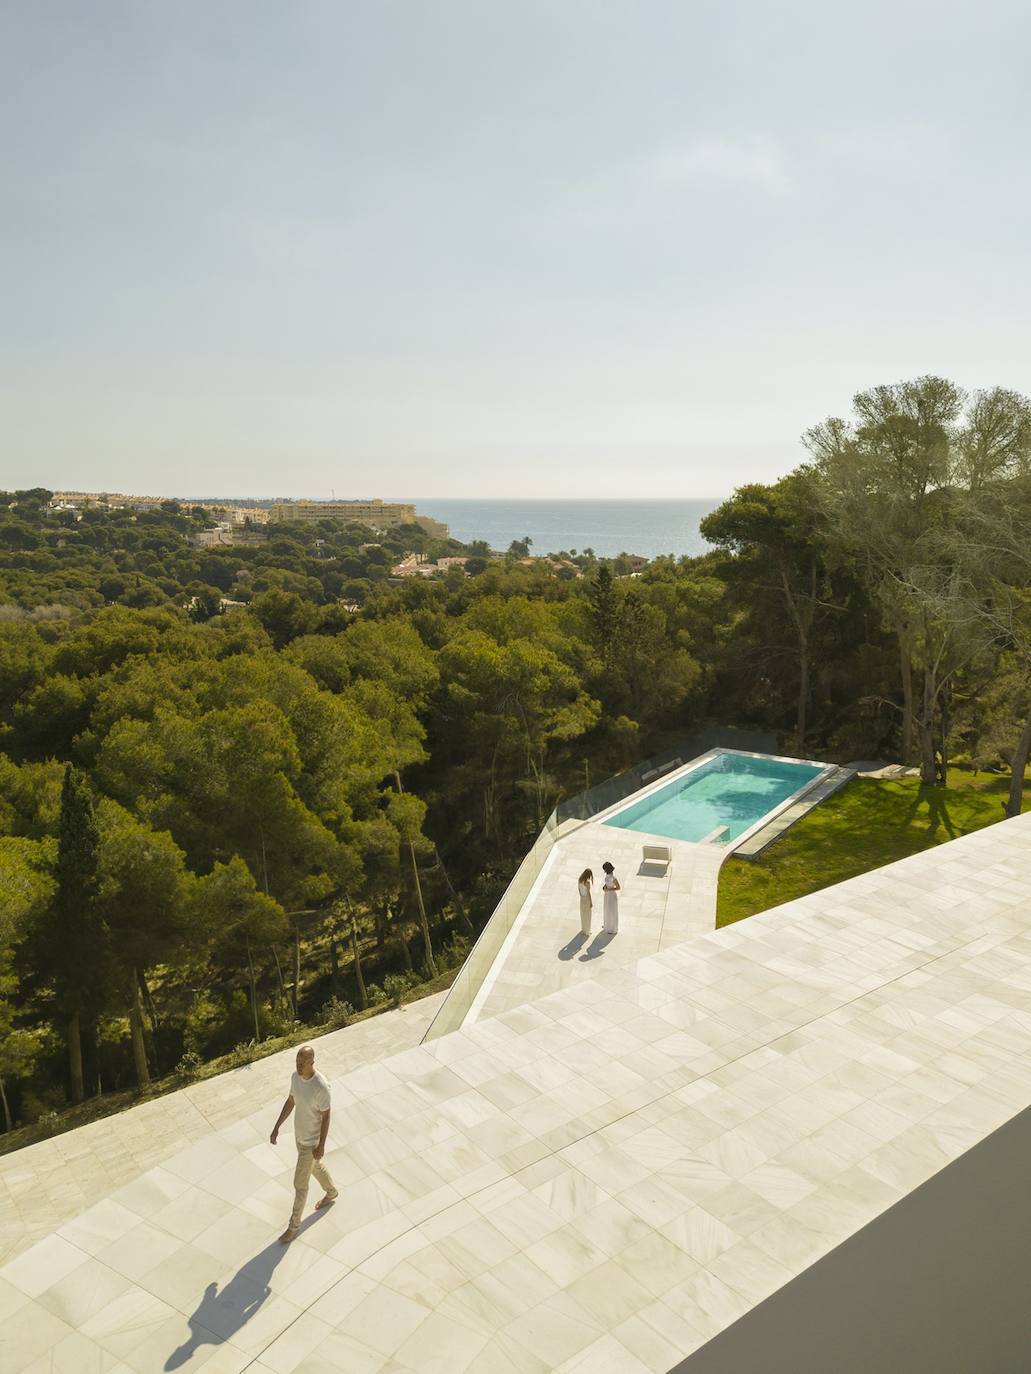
left=398, top=498, right=722, bottom=560
left=46, top=491, right=724, bottom=561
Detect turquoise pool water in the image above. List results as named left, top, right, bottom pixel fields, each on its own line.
left=603, top=753, right=825, bottom=844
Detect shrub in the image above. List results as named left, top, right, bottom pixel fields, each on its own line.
left=319, top=996, right=355, bottom=1028
left=384, top=974, right=410, bottom=1008
left=174, top=1048, right=202, bottom=1080
left=441, top=933, right=470, bottom=970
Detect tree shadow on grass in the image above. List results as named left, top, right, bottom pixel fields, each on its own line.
left=920, top=785, right=957, bottom=840
left=717, top=776, right=983, bottom=926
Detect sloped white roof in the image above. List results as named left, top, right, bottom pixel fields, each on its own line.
left=2, top=813, right=1029, bottom=1372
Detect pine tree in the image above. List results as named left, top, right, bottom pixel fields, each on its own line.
left=588, top=564, right=620, bottom=646
left=48, top=766, right=107, bottom=1103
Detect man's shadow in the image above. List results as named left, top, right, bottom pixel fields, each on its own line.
left=165, top=1218, right=317, bottom=1370
left=578, top=931, right=615, bottom=962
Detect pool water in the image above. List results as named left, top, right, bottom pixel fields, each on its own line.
left=603, top=752, right=825, bottom=844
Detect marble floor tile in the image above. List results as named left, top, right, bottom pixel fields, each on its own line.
left=1, top=1232, right=89, bottom=1298
left=331, top=1285, right=431, bottom=1358
left=36, top=1257, right=132, bottom=1330
left=555, top=1331, right=654, bottom=1373
left=393, top=1309, right=488, bottom=1374
left=0, top=1300, right=77, bottom=1370
left=502, top=1292, right=603, bottom=1369
left=614, top=1311, right=697, bottom=1373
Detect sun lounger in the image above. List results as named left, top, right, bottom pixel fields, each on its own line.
left=641, top=844, right=672, bottom=874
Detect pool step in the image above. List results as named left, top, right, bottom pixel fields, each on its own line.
left=699, top=824, right=730, bottom=845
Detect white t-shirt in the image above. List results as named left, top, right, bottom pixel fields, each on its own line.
left=291, top=1070, right=331, bottom=1146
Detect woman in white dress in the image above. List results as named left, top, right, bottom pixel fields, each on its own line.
left=577, top=869, right=593, bottom=936
left=601, top=862, right=620, bottom=934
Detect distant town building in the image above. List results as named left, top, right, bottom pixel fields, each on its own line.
left=390, top=553, right=468, bottom=578
left=270, top=499, right=416, bottom=526
left=269, top=499, right=448, bottom=538
left=190, top=524, right=266, bottom=548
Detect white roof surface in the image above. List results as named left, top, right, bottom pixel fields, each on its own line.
left=2, top=813, right=1030, bottom=1373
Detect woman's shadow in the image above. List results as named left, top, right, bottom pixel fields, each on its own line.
left=164, top=1221, right=312, bottom=1370
left=578, top=931, right=616, bottom=962
left=558, top=932, right=589, bottom=960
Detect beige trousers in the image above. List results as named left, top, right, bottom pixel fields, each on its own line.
left=289, top=1143, right=337, bottom=1229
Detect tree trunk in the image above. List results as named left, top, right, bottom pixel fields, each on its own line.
left=917, top=671, right=937, bottom=785
left=270, top=945, right=287, bottom=1010
left=898, top=632, right=915, bottom=763
left=393, top=770, right=438, bottom=977
left=128, top=969, right=151, bottom=1091
left=246, top=940, right=261, bottom=1041
left=916, top=722, right=937, bottom=785
left=138, top=969, right=160, bottom=1031
left=408, top=840, right=438, bottom=978
left=137, top=969, right=161, bottom=1075
left=0, top=1074, right=12, bottom=1132
left=796, top=645, right=809, bottom=756
left=394, top=905, right=414, bottom=973
left=434, top=847, right=474, bottom=938
left=329, top=937, right=340, bottom=992
left=1004, top=708, right=1031, bottom=819
left=779, top=564, right=811, bottom=756
left=68, top=1009, right=84, bottom=1104
left=291, top=924, right=301, bottom=1019
left=348, top=907, right=367, bottom=1011
left=937, top=682, right=951, bottom=787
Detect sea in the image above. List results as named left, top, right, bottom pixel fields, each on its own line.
left=401, top=498, right=723, bottom=561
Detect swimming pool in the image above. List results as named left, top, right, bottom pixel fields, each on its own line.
left=602, top=751, right=827, bottom=845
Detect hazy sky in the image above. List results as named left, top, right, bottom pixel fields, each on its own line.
left=4, top=1, right=1030, bottom=499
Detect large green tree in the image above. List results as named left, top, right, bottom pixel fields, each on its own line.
left=40, top=767, right=108, bottom=1102
left=94, top=801, right=198, bottom=1090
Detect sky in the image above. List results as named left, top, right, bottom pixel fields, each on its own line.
left=3, top=0, right=1030, bottom=500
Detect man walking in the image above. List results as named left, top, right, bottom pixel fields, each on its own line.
left=270, top=1044, right=338, bottom=1243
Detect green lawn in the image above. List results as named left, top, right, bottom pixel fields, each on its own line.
left=716, top=769, right=1027, bottom=928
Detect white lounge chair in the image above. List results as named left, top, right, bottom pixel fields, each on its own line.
left=641, top=844, right=672, bottom=874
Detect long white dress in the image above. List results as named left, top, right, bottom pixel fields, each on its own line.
left=578, top=880, right=592, bottom=936
left=602, top=874, right=619, bottom=934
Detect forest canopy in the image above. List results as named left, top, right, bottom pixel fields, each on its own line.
left=2, top=374, right=1030, bottom=1137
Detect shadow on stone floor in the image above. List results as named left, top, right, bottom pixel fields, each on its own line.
left=558, top=932, right=589, bottom=960
left=165, top=1211, right=323, bottom=1370
left=578, top=931, right=616, bottom=962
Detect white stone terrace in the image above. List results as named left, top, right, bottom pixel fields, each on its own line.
left=2, top=813, right=1029, bottom=1373
left=461, top=750, right=839, bottom=1027
left=467, top=820, right=725, bottom=1025
left=0, top=994, right=447, bottom=1270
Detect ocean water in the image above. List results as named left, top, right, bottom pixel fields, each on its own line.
left=401, top=498, right=723, bottom=560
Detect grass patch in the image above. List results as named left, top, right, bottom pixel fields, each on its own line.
left=716, top=768, right=1026, bottom=928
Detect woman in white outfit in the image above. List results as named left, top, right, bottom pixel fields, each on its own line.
left=601, top=862, right=620, bottom=934
left=577, top=869, right=593, bottom=936
left=577, top=868, right=593, bottom=934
